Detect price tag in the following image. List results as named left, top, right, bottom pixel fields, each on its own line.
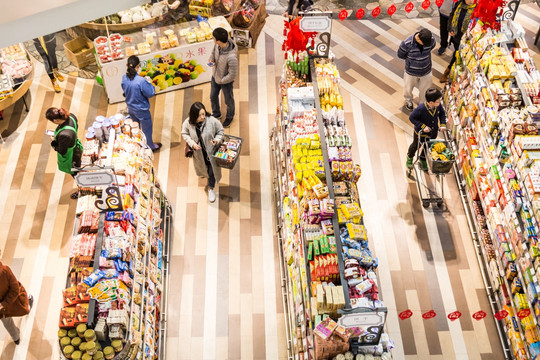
left=299, top=16, right=332, bottom=32
left=75, top=171, right=115, bottom=187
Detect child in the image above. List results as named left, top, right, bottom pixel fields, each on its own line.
left=406, top=88, right=447, bottom=171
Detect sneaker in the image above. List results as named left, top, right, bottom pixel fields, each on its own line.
left=28, top=295, right=34, bottom=310
left=437, top=46, right=446, bottom=55
left=14, top=338, right=20, bottom=345
left=70, top=191, right=79, bottom=200
left=405, top=101, right=413, bottom=111
left=51, top=78, right=61, bottom=93
left=152, top=143, right=163, bottom=152
left=53, top=69, right=65, bottom=82
left=222, top=118, right=233, bottom=128
left=420, top=160, right=428, bottom=171
left=406, top=157, right=413, bottom=169
left=208, top=188, right=216, bottom=203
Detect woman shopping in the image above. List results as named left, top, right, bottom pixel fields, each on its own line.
left=121, top=55, right=162, bottom=152
left=182, top=102, right=224, bottom=203
left=439, top=0, right=477, bottom=83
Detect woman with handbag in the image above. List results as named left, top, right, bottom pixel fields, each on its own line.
left=182, top=102, right=224, bottom=203
left=0, top=258, right=33, bottom=345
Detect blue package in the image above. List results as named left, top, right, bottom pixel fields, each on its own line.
left=83, top=269, right=105, bottom=287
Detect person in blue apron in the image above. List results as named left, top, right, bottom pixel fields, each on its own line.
left=121, top=55, right=162, bottom=152
left=45, top=107, right=83, bottom=199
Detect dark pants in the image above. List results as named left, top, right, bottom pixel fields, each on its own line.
left=407, top=133, right=429, bottom=161
left=439, top=14, right=450, bottom=48
left=33, top=35, right=58, bottom=80
left=448, top=33, right=463, bottom=69
left=210, top=77, right=235, bottom=122
left=201, top=146, right=216, bottom=188
left=129, top=109, right=156, bottom=149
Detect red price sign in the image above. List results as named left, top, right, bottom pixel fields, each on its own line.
left=472, top=310, right=487, bottom=320
left=405, top=1, right=414, bottom=12
left=372, top=6, right=381, bottom=18
left=436, top=0, right=444, bottom=6
left=421, top=0, right=431, bottom=9
left=355, top=8, right=365, bottom=19
left=387, top=4, right=397, bottom=16
left=447, top=311, right=462, bottom=321
left=339, top=9, right=348, bottom=20
left=422, top=310, right=437, bottom=319
left=398, top=309, right=413, bottom=320
left=517, top=309, right=531, bottom=319
left=494, top=310, right=509, bottom=320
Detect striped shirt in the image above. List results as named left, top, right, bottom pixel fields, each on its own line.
left=397, top=33, right=436, bottom=77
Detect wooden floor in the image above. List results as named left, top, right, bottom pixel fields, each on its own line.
left=1, top=5, right=540, bottom=359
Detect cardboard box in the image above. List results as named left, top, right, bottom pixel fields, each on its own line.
left=63, top=36, right=95, bottom=69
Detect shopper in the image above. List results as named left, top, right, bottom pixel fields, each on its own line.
left=182, top=102, right=224, bottom=203
left=208, top=27, right=238, bottom=128
left=121, top=55, right=162, bottom=152
left=437, top=0, right=454, bottom=55
left=33, top=33, right=64, bottom=93
left=397, top=28, right=436, bottom=111
left=405, top=88, right=447, bottom=171
left=45, top=107, right=83, bottom=199
left=283, top=0, right=314, bottom=18
left=0, top=259, right=33, bottom=345
left=439, top=0, right=477, bottom=83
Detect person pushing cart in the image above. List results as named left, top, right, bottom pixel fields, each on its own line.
left=406, top=88, right=455, bottom=208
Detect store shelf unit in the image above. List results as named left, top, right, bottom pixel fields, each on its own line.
left=446, top=20, right=540, bottom=359
left=271, top=52, right=390, bottom=359
left=59, top=126, right=171, bottom=360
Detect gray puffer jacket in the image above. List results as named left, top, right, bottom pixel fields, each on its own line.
left=182, top=116, right=224, bottom=184
left=208, top=39, right=238, bottom=85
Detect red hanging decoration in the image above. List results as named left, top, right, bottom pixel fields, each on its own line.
left=421, top=0, right=431, bottom=10
left=284, top=18, right=316, bottom=53
left=494, top=310, right=509, bottom=320
left=387, top=4, right=397, bottom=16
left=372, top=6, right=381, bottom=18
left=436, top=0, right=444, bottom=7
left=405, top=2, right=414, bottom=13
left=447, top=311, right=462, bottom=321
left=472, top=310, right=487, bottom=320
left=472, top=0, right=505, bottom=30
left=398, top=309, right=413, bottom=320
left=339, top=9, right=348, bottom=20
left=422, top=310, right=437, bottom=319
left=355, top=8, right=365, bottom=19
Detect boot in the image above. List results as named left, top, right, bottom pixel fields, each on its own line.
left=406, top=157, right=413, bottom=169
left=51, top=78, right=61, bottom=93
left=53, top=69, right=65, bottom=82
left=439, top=67, right=450, bottom=83
left=420, top=159, right=428, bottom=171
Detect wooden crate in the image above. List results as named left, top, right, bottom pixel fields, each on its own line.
left=63, top=36, right=95, bottom=69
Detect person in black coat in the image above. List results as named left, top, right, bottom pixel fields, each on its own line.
left=406, top=88, right=447, bottom=171
left=33, top=33, right=64, bottom=93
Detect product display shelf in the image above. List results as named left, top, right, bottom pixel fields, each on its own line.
left=448, top=24, right=540, bottom=358
left=59, top=126, right=170, bottom=360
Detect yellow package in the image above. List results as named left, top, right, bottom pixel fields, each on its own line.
left=347, top=223, right=367, bottom=240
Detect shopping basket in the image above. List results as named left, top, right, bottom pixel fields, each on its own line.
left=212, top=134, right=243, bottom=169
left=426, top=140, right=455, bottom=174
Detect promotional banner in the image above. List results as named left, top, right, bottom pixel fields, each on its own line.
left=101, top=40, right=214, bottom=104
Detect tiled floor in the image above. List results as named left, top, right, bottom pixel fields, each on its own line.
left=1, top=5, right=540, bottom=359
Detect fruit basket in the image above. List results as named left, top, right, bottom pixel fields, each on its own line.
left=427, top=140, right=455, bottom=174
left=212, top=134, right=242, bottom=169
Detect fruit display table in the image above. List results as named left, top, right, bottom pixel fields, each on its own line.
left=97, top=19, right=225, bottom=104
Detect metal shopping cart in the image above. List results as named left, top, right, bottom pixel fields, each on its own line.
left=407, top=131, right=455, bottom=209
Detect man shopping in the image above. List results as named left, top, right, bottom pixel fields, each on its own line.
left=397, top=28, right=436, bottom=111
left=208, top=27, right=238, bottom=128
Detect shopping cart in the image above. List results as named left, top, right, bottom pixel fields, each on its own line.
left=407, top=132, right=455, bottom=209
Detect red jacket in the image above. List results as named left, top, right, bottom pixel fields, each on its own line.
left=0, top=262, right=29, bottom=318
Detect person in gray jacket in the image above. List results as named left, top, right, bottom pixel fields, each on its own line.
left=182, top=102, right=224, bottom=203
left=208, top=27, right=238, bottom=128
left=437, top=0, right=454, bottom=55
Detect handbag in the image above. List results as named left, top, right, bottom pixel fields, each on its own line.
left=185, top=143, right=193, bottom=158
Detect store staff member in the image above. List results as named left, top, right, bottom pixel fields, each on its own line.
left=45, top=107, right=83, bottom=199
left=405, top=88, right=447, bottom=171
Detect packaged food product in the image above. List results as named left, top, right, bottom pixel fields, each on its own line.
left=158, top=37, right=170, bottom=50
left=84, top=329, right=96, bottom=342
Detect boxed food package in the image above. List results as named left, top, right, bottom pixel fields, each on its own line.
left=63, top=36, right=95, bottom=69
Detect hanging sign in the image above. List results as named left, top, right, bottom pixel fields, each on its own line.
left=75, top=171, right=115, bottom=187
left=387, top=4, right=397, bottom=16
left=422, top=310, right=437, bottom=319
left=447, top=311, right=462, bottom=321
left=472, top=310, right=487, bottom=320
left=355, top=8, right=365, bottom=19
left=299, top=16, right=332, bottom=32
left=372, top=6, right=381, bottom=17
left=405, top=2, right=415, bottom=12
left=398, top=309, right=413, bottom=320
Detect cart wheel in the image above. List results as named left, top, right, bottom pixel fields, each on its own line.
left=422, top=201, right=430, bottom=208
left=437, top=201, right=443, bottom=208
